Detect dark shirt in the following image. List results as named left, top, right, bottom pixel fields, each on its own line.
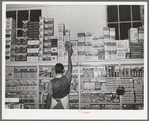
left=47, top=71, right=72, bottom=99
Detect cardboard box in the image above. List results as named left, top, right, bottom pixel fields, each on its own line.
left=129, top=28, right=138, bottom=42
left=44, top=18, right=54, bottom=24
left=78, top=37, right=85, bottom=42
left=27, top=56, right=38, bottom=62
left=28, top=40, right=39, bottom=45
left=117, top=50, right=126, bottom=59
left=23, top=80, right=31, bottom=91
left=51, top=56, right=57, bottom=61
left=30, top=80, right=37, bottom=91
left=51, top=47, right=58, bottom=53
left=27, top=48, right=39, bottom=53
left=42, top=54, right=51, bottom=61
left=16, top=80, right=24, bottom=91
left=103, top=27, right=110, bottom=36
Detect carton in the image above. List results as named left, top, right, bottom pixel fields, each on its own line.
left=21, top=68, right=30, bottom=78
left=27, top=48, right=39, bottom=53
left=42, top=54, right=51, bottom=61
left=103, top=27, right=110, bottom=36
left=30, top=67, right=37, bottom=78
left=30, top=80, right=37, bottom=91
left=128, top=28, right=138, bottom=42
left=117, top=50, right=126, bottom=59
left=27, top=56, right=38, bottom=62
left=23, top=80, right=31, bottom=91
left=78, top=37, right=85, bottom=42
left=16, top=80, right=24, bottom=91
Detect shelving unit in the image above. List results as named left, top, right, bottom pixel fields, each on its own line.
left=5, top=59, right=144, bottom=109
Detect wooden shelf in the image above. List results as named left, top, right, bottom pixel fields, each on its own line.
left=6, top=59, right=144, bottom=66
left=81, top=102, right=120, bottom=105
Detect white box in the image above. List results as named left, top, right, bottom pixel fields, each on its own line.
left=27, top=48, right=39, bottom=53
left=117, top=50, right=126, bottom=59
left=58, top=56, right=64, bottom=61
left=51, top=56, right=57, bottom=61
left=51, top=47, right=58, bottom=53
left=105, top=51, right=111, bottom=60
left=78, top=37, right=85, bottom=42
left=28, top=40, right=39, bottom=45
left=27, top=56, right=38, bottom=62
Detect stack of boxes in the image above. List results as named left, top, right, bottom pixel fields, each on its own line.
left=5, top=18, right=16, bottom=62
left=134, top=77, right=144, bottom=104
left=103, top=27, right=117, bottom=59
left=27, top=22, right=39, bottom=40
left=130, top=42, right=144, bottom=59
left=116, top=40, right=129, bottom=59
left=106, top=79, right=120, bottom=93
left=39, top=17, right=55, bottom=61
left=138, top=27, right=144, bottom=42
left=78, top=33, right=86, bottom=61
left=58, top=23, right=65, bottom=61
left=27, top=40, right=39, bottom=62
left=121, top=78, right=134, bottom=92
left=38, top=17, right=44, bottom=61
left=103, top=27, right=110, bottom=43
left=85, top=32, right=93, bottom=61
left=51, top=38, right=58, bottom=62
left=122, top=92, right=135, bottom=104
left=97, top=37, right=105, bottom=60
left=129, top=27, right=144, bottom=59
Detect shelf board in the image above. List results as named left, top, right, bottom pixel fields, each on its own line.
left=6, top=90, right=37, bottom=92
left=81, top=102, right=120, bottom=105
left=6, top=59, right=144, bottom=66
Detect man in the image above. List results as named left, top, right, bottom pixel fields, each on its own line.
left=45, top=43, right=73, bottom=109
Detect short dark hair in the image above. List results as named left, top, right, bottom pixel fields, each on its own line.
left=55, top=63, right=64, bottom=74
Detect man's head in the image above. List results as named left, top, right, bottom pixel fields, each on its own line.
left=55, top=63, right=64, bottom=74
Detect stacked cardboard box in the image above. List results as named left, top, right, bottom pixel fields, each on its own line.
left=128, top=28, right=138, bottom=42
left=103, top=27, right=110, bottom=43
left=130, top=42, right=143, bottom=58
left=57, top=23, right=65, bottom=61
left=85, top=33, right=92, bottom=61
left=78, top=33, right=85, bottom=61
left=27, top=40, right=39, bottom=62
left=121, top=78, right=134, bottom=91
left=27, top=22, right=39, bottom=40
left=138, top=27, right=144, bottom=42
left=116, top=40, right=129, bottom=59
left=38, top=17, right=44, bottom=61
left=6, top=18, right=16, bottom=62
left=110, top=28, right=116, bottom=42
left=105, top=42, right=116, bottom=59
left=122, top=92, right=135, bottom=104
left=106, top=78, right=119, bottom=92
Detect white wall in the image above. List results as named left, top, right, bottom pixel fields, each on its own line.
left=42, top=5, right=107, bottom=40
left=6, top=4, right=107, bottom=40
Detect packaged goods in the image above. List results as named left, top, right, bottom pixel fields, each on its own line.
left=16, top=80, right=24, bottom=91
left=104, top=35, right=110, bottom=43
left=105, top=51, right=111, bottom=59
left=44, top=18, right=54, bottom=24
left=23, top=80, right=31, bottom=91
left=21, top=68, right=30, bottom=78
left=138, top=27, right=144, bottom=42
left=105, top=93, right=113, bottom=102
left=30, top=80, right=37, bottom=91
left=83, top=82, right=90, bottom=90
left=6, top=67, right=14, bottom=79
left=117, top=50, right=126, bottom=59
left=103, top=27, right=110, bottom=36
left=128, top=28, right=138, bottom=42
left=112, top=93, right=120, bottom=103
left=98, top=93, right=105, bottom=102
left=78, top=36, right=85, bottom=42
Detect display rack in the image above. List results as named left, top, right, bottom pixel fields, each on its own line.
left=5, top=59, right=144, bottom=109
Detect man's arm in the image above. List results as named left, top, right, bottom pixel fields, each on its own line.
left=45, top=81, right=53, bottom=109
left=65, top=44, right=73, bottom=83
